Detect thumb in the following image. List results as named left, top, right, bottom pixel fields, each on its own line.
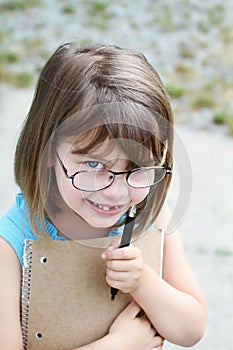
left=109, top=238, right=121, bottom=249
left=101, top=238, right=120, bottom=260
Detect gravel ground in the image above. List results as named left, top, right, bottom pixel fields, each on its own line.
left=0, top=1, right=233, bottom=349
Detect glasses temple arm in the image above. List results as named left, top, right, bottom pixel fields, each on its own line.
left=54, top=148, right=69, bottom=177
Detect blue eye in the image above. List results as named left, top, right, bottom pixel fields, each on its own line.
left=86, top=161, right=104, bottom=169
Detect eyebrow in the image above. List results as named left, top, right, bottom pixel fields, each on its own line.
left=71, top=149, right=108, bottom=161
left=71, top=144, right=111, bottom=155
left=71, top=149, right=133, bottom=171
left=71, top=150, right=118, bottom=166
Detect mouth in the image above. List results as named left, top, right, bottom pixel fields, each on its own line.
left=86, top=199, right=127, bottom=215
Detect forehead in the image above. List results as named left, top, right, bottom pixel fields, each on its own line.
left=55, top=111, right=163, bottom=165
left=55, top=101, right=164, bottom=149
left=53, top=100, right=170, bottom=163
left=72, top=138, right=127, bottom=160
left=58, top=133, right=156, bottom=168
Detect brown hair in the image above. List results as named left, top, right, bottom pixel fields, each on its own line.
left=14, top=43, right=173, bottom=237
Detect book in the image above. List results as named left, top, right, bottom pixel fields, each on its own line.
left=21, top=229, right=164, bottom=350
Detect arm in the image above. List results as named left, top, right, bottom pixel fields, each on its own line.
left=102, top=205, right=207, bottom=346
left=0, top=238, right=162, bottom=350
left=0, top=238, right=23, bottom=350
left=76, top=302, right=163, bottom=350
left=131, top=231, right=206, bottom=346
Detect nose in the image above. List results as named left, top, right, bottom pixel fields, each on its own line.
left=100, top=173, right=129, bottom=201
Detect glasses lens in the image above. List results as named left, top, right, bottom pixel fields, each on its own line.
left=73, top=171, right=113, bottom=191
left=128, top=167, right=166, bottom=188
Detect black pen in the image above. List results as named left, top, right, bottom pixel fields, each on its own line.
left=111, top=205, right=136, bottom=301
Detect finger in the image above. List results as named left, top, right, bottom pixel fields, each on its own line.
left=106, top=258, right=137, bottom=271
left=101, top=239, right=121, bottom=260
left=109, top=238, right=121, bottom=248
left=106, top=268, right=131, bottom=281
left=106, top=275, right=132, bottom=291
left=101, top=245, right=115, bottom=260
left=105, top=246, right=141, bottom=260
left=154, top=334, right=164, bottom=347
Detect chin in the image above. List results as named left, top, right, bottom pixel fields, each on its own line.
left=88, top=222, right=115, bottom=228
left=86, top=217, right=119, bottom=229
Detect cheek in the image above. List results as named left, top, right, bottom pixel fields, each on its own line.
left=130, top=188, right=150, bottom=205
left=58, top=181, right=88, bottom=212
left=55, top=169, right=67, bottom=196
left=55, top=169, right=85, bottom=204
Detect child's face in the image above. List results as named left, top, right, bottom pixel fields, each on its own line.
left=54, top=139, right=150, bottom=229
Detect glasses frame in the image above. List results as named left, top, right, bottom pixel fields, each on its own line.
left=55, top=149, right=172, bottom=192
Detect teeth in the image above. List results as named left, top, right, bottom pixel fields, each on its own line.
left=93, top=202, right=118, bottom=211
left=103, top=206, right=110, bottom=211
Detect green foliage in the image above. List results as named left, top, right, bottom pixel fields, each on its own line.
left=179, top=42, right=195, bottom=59
left=85, top=0, right=112, bottom=31
left=62, top=5, right=76, bottom=15
left=0, top=70, right=33, bottom=87
left=215, top=248, right=233, bottom=257
left=0, top=51, right=19, bottom=64
left=226, top=115, right=233, bottom=136
left=175, top=64, right=196, bottom=78
left=88, top=0, right=109, bottom=15
left=213, top=112, right=233, bottom=135
left=80, top=38, right=93, bottom=48
left=208, top=4, right=224, bottom=26
left=21, top=37, right=44, bottom=51
left=197, top=21, right=209, bottom=33
left=0, top=0, right=41, bottom=11
left=15, top=72, right=33, bottom=87
left=220, top=26, right=233, bottom=45
left=213, top=112, right=229, bottom=125
left=192, top=96, right=215, bottom=109
left=166, top=85, right=185, bottom=98
left=148, top=3, right=176, bottom=32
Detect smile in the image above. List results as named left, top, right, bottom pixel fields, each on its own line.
left=86, top=200, right=126, bottom=214
left=93, top=202, right=120, bottom=211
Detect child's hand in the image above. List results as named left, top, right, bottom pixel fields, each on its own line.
left=101, top=244, right=144, bottom=294
left=108, top=301, right=164, bottom=350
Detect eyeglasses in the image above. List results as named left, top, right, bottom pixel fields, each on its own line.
left=55, top=150, right=172, bottom=192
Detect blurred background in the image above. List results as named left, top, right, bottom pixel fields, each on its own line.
left=0, top=0, right=233, bottom=349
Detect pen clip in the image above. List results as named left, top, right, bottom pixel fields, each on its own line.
left=128, top=204, right=136, bottom=218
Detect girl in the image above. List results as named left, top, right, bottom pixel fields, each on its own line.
left=0, top=43, right=206, bottom=350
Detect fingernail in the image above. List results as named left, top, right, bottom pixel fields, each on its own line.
left=101, top=252, right=106, bottom=259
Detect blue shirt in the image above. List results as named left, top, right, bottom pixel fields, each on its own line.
left=0, top=193, right=124, bottom=266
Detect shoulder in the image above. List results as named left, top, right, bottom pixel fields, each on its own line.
left=0, top=193, right=36, bottom=265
